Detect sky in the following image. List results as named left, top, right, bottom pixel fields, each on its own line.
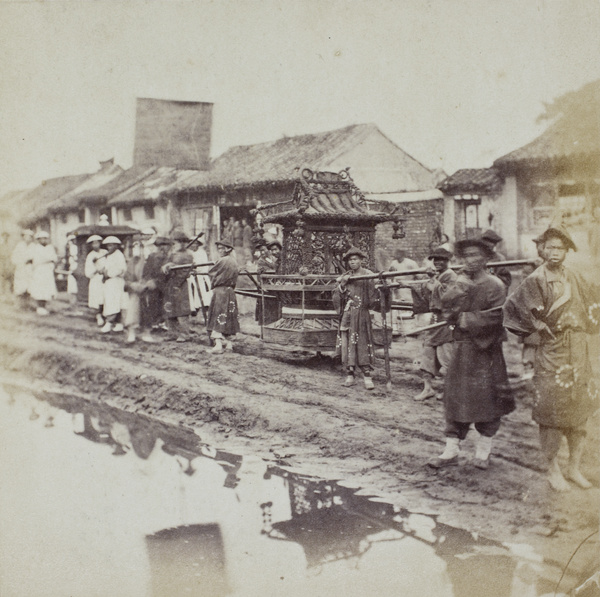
left=1, top=0, right=600, bottom=193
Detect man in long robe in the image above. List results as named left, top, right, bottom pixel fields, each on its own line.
left=162, top=231, right=194, bottom=342
left=11, top=229, right=34, bottom=309
left=255, top=240, right=282, bottom=326
left=84, top=235, right=107, bottom=326
left=99, top=236, right=126, bottom=333
left=28, top=231, right=58, bottom=315
left=403, top=247, right=457, bottom=400
left=139, top=236, right=171, bottom=342
left=206, top=240, right=240, bottom=353
left=503, top=227, right=599, bottom=491
left=333, top=247, right=389, bottom=391
left=429, top=237, right=514, bottom=469
left=187, top=235, right=212, bottom=321
left=481, top=229, right=512, bottom=288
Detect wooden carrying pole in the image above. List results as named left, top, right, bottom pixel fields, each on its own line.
left=347, top=259, right=536, bottom=282
left=404, top=305, right=502, bottom=337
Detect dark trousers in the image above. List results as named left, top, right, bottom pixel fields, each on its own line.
left=445, top=418, right=501, bottom=440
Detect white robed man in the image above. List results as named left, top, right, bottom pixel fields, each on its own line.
left=84, top=235, right=107, bottom=325
left=187, top=233, right=213, bottom=320
left=10, top=229, right=34, bottom=309
left=28, top=231, right=58, bottom=315
left=98, top=236, right=126, bottom=333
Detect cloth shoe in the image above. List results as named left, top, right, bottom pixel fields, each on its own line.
left=140, top=334, right=157, bottom=343
left=101, top=322, right=113, bottom=333
left=36, top=307, right=49, bottom=316
left=125, top=330, right=136, bottom=344
left=96, top=314, right=105, bottom=326
left=224, top=340, right=233, bottom=352
left=474, top=435, right=493, bottom=469
left=206, top=339, right=224, bottom=354
left=364, top=376, right=375, bottom=390
left=342, top=375, right=355, bottom=387
left=428, top=437, right=460, bottom=468
left=113, top=323, right=124, bottom=332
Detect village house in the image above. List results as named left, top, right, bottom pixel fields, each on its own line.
left=438, top=79, right=600, bottom=259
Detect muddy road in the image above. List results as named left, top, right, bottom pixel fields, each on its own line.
left=1, top=296, right=598, bottom=589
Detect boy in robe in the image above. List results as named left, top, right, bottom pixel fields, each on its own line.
left=206, top=240, right=240, bottom=354
left=429, top=236, right=514, bottom=469
left=503, top=227, right=600, bottom=491
left=334, top=247, right=390, bottom=391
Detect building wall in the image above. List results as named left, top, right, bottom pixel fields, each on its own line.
left=374, top=198, right=445, bottom=267
left=50, top=212, right=85, bottom=255
left=113, top=204, right=170, bottom=234
left=327, top=130, right=437, bottom=194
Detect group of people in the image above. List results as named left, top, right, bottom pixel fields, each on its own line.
left=334, top=227, right=599, bottom=490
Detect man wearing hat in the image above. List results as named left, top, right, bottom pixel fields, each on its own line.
left=504, top=226, right=599, bottom=491
left=401, top=247, right=457, bottom=400
left=334, top=247, right=390, bottom=390
left=84, top=235, right=107, bottom=325
left=98, top=236, right=126, bottom=333
left=11, top=229, right=34, bottom=309
left=429, top=235, right=514, bottom=469
left=27, top=231, right=58, bottom=315
left=255, top=239, right=282, bottom=326
left=139, top=236, right=172, bottom=342
left=187, top=233, right=212, bottom=320
left=206, top=239, right=240, bottom=353
left=161, top=230, right=194, bottom=342
left=481, top=229, right=511, bottom=287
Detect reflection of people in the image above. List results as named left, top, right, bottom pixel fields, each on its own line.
left=206, top=240, right=240, bottom=354
left=28, top=231, right=58, bottom=315
left=404, top=247, right=457, bottom=401
left=503, top=226, right=600, bottom=491
left=334, top=247, right=389, bottom=390
left=11, top=229, right=34, bottom=309
left=85, top=235, right=107, bottom=326
left=429, top=236, right=514, bottom=469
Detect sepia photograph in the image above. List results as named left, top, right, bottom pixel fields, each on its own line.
left=0, top=1, right=599, bottom=595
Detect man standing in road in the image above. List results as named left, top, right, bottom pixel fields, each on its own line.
left=503, top=227, right=599, bottom=491
left=206, top=239, right=240, bottom=354
left=402, top=247, right=457, bottom=401
left=429, top=236, right=514, bottom=469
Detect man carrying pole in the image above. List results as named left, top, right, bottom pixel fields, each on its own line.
left=428, top=235, right=514, bottom=470
left=206, top=239, right=240, bottom=354
left=398, top=247, right=457, bottom=401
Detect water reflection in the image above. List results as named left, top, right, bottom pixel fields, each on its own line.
left=0, top=384, right=553, bottom=597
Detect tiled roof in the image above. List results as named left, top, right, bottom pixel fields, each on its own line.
left=177, top=123, right=434, bottom=191
left=437, top=168, right=503, bottom=195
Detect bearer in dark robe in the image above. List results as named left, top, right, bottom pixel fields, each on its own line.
left=428, top=236, right=514, bottom=469
left=503, top=226, right=600, bottom=491
left=139, top=237, right=171, bottom=343
left=334, top=247, right=390, bottom=391
left=162, top=230, right=194, bottom=342
left=255, top=239, right=282, bottom=326
left=206, top=240, right=240, bottom=354
left=401, top=247, right=457, bottom=401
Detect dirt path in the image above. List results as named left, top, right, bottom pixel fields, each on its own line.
left=1, top=297, right=598, bottom=589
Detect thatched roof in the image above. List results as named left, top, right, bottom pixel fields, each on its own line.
left=44, top=162, right=124, bottom=214
left=177, top=123, right=435, bottom=192
left=495, top=79, right=600, bottom=170
left=438, top=168, right=503, bottom=195
left=74, top=165, right=158, bottom=202
left=107, top=167, right=198, bottom=206
left=17, top=173, right=92, bottom=225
